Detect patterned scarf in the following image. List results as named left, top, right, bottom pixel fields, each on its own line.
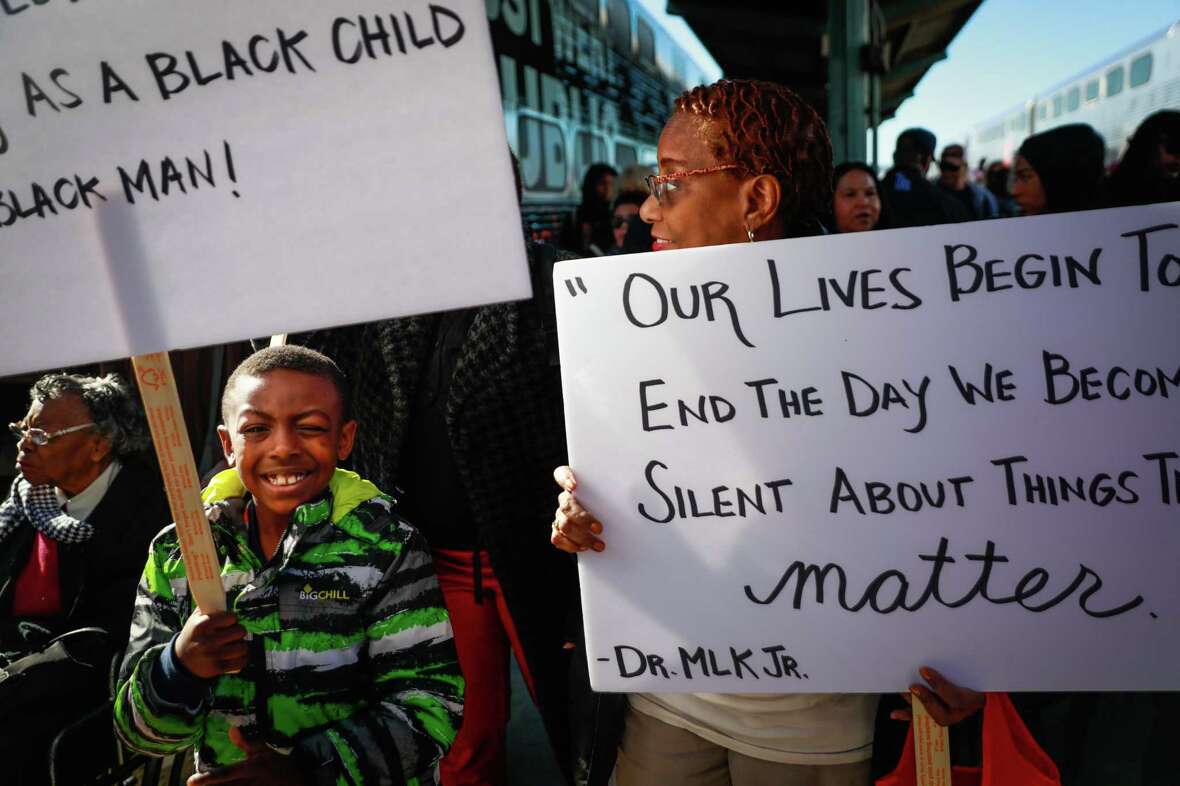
left=0, top=476, right=94, bottom=546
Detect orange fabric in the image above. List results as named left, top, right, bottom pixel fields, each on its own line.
left=876, top=693, right=1060, bottom=786
left=11, top=532, right=63, bottom=618
left=433, top=548, right=536, bottom=786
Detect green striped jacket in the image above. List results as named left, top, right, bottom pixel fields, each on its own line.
left=114, top=469, right=463, bottom=785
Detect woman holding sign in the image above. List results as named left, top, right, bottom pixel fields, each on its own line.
left=552, top=79, right=983, bottom=786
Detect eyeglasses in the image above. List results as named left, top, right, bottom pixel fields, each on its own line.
left=9, top=422, right=96, bottom=446
left=644, top=164, right=739, bottom=204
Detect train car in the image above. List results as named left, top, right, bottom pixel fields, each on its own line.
left=966, top=20, right=1179, bottom=167
left=487, top=0, right=719, bottom=239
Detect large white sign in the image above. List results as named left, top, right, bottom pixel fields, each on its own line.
left=0, top=0, right=528, bottom=376
left=556, top=204, right=1180, bottom=693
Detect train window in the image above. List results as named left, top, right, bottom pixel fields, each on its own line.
left=1107, top=66, right=1124, bottom=96
left=1130, top=53, right=1152, bottom=87
left=568, top=0, right=597, bottom=21
left=1053, top=94, right=1063, bottom=117
left=1038, top=102, right=1047, bottom=120
left=576, top=131, right=609, bottom=175
left=1085, top=79, right=1099, bottom=102
left=606, top=0, right=630, bottom=52
left=637, top=16, right=656, bottom=64
left=1066, top=86, right=1080, bottom=112
left=615, top=142, right=638, bottom=169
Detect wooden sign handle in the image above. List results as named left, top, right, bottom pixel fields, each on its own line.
left=132, top=353, right=226, bottom=614
left=912, top=695, right=952, bottom=786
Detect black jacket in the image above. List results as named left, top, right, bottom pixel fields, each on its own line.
left=0, top=459, right=172, bottom=648
left=882, top=167, right=971, bottom=228
left=298, top=241, right=580, bottom=781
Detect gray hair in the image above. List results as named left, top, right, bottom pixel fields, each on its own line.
left=30, top=373, right=151, bottom=459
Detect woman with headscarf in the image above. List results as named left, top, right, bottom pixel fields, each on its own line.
left=1108, top=110, right=1180, bottom=208
left=551, top=79, right=982, bottom=786
left=1011, top=124, right=1107, bottom=216
left=831, top=161, right=888, bottom=232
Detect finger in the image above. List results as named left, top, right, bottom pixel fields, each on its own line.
left=206, top=626, right=248, bottom=647
left=920, top=666, right=982, bottom=710
left=553, top=466, right=577, bottom=491
left=910, top=684, right=952, bottom=726
left=550, top=528, right=592, bottom=554
left=219, top=655, right=250, bottom=674
left=890, top=709, right=912, bottom=722
left=557, top=495, right=602, bottom=534
left=199, top=612, right=241, bottom=631
left=214, top=644, right=249, bottom=664
left=562, top=641, right=577, bottom=650
left=554, top=514, right=603, bottom=550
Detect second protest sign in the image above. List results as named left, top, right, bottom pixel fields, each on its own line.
left=555, top=203, right=1180, bottom=693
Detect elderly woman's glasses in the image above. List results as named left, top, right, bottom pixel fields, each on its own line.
left=8, top=422, right=96, bottom=446
left=644, top=164, right=739, bottom=204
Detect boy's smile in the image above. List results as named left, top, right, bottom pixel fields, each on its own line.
left=219, top=369, right=356, bottom=537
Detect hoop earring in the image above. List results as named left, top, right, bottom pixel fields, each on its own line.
left=746, top=225, right=755, bottom=243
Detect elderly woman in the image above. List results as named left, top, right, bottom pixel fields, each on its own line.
left=0, top=373, right=169, bottom=784
left=552, top=80, right=982, bottom=786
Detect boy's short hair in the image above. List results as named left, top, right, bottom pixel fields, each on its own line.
left=221, top=345, right=351, bottom=424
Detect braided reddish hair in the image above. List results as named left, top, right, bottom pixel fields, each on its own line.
left=675, top=79, right=833, bottom=231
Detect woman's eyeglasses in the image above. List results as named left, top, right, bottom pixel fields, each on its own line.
left=9, top=422, right=96, bottom=446
left=644, top=164, right=739, bottom=204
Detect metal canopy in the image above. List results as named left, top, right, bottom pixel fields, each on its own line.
left=666, top=0, right=981, bottom=122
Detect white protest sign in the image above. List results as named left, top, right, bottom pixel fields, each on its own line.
left=0, top=0, right=528, bottom=376
left=556, top=203, right=1180, bottom=693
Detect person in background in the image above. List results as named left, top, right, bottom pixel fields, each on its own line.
left=552, top=79, right=983, bottom=786
left=936, top=144, right=997, bottom=220
left=881, top=128, right=969, bottom=227
left=1011, top=124, right=1107, bottom=216
left=574, top=163, right=618, bottom=255
left=609, top=192, right=649, bottom=253
left=0, top=373, right=169, bottom=785
left=831, top=161, right=887, bottom=232
left=984, top=161, right=1020, bottom=218
left=616, top=164, right=655, bottom=202
left=1108, top=110, right=1180, bottom=208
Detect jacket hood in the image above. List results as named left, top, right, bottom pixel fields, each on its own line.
left=201, top=468, right=382, bottom=524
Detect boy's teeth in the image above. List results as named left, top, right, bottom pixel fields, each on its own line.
left=269, top=473, right=306, bottom=487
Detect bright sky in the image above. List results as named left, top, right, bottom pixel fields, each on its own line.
left=875, top=0, right=1179, bottom=162
left=642, top=0, right=1178, bottom=165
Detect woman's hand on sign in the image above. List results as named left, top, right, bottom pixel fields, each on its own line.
left=175, top=611, right=249, bottom=679
left=551, top=466, right=605, bottom=554
left=890, top=666, right=985, bottom=726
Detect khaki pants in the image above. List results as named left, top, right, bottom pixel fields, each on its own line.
left=615, top=705, right=872, bottom=786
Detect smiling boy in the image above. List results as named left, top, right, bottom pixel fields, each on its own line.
left=114, top=346, right=462, bottom=785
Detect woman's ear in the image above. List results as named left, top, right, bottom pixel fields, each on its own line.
left=89, top=435, right=114, bottom=465
left=742, top=174, right=782, bottom=235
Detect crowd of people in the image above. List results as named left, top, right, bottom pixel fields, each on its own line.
left=569, top=111, right=1179, bottom=253
left=0, top=80, right=1175, bottom=786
